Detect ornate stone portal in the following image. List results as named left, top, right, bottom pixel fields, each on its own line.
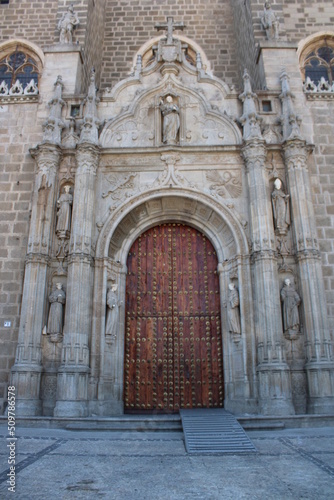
left=11, top=18, right=334, bottom=418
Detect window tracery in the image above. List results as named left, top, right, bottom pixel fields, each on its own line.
left=0, top=44, right=42, bottom=97
left=299, top=35, right=334, bottom=98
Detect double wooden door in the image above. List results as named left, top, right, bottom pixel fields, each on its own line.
left=124, top=223, right=223, bottom=413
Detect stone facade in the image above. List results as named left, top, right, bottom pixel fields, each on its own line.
left=0, top=0, right=334, bottom=417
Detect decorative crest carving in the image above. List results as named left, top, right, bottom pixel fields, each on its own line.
left=154, top=17, right=186, bottom=63
left=206, top=170, right=242, bottom=198
left=152, top=153, right=193, bottom=188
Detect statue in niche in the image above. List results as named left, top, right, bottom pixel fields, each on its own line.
left=271, top=178, right=290, bottom=235
left=46, top=283, right=66, bottom=342
left=261, top=1, right=280, bottom=40
left=57, top=4, right=80, bottom=44
left=227, top=283, right=241, bottom=342
left=160, top=95, right=180, bottom=144
left=105, top=284, right=120, bottom=345
left=280, top=279, right=301, bottom=339
left=56, top=185, right=73, bottom=239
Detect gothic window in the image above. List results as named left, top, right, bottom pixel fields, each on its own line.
left=0, top=50, right=39, bottom=88
left=300, top=37, right=334, bottom=87
left=304, top=46, right=334, bottom=85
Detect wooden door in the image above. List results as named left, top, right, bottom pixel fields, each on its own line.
left=124, top=223, right=223, bottom=413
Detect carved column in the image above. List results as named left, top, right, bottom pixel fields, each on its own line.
left=54, top=68, right=101, bottom=417
left=283, top=139, right=334, bottom=413
left=242, top=140, right=294, bottom=415
left=239, top=69, right=294, bottom=415
left=280, top=70, right=334, bottom=413
left=54, top=143, right=100, bottom=416
left=11, top=144, right=62, bottom=415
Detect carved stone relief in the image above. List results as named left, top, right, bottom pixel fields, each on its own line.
left=271, top=178, right=290, bottom=236
left=227, top=283, right=241, bottom=343
left=206, top=170, right=242, bottom=198
left=280, top=278, right=301, bottom=340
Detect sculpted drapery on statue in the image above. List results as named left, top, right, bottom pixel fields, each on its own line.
left=280, top=279, right=301, bottom=338
left=47, top=283, right=66, bottom=341
left=160, top=96, right=180, bottom=144
left=56, top=185, right=73, bottom=238
left=261, top=1, right=280, bottom=40
left=227, top=283, right=241, bottom=342
left=57, top=4, right=80, bottom=44
left=272, top=178, right=290, bottom=235
left=105, top=285, right=120, bottom=344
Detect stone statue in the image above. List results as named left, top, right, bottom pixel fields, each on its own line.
left=160, top=95, right=180, bottom=144
left=57, top=4, right=80, bottom=44
left=227, top=283, right=241, bottom=341
left=261, top=1, right=280, bottom=40
left=272, top=178, right=290, bottom=235
left=280, top=279, right=301, bottom=337
left=47, top=283, right=66, bottom=341
left=56, top=185, right=73, bottom=238
left=105, top=284, right=119, bottom=344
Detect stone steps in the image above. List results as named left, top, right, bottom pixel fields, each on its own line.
left=1, top=413, right=334, bottom=432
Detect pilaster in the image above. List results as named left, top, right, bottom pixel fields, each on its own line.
left=54, top=143, right=100, bottom=417
left=11, top=143, right=62, bottom=416
left=283, top=139, right=334, bottom=413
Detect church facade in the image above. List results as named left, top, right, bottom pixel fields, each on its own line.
left=1, top=0, right=334, bottom=418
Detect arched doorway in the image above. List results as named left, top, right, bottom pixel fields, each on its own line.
left=124, top=222, right=223, bottom=413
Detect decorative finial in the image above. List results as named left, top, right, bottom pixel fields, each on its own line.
left=42, top=76, right=65, bottom=145
left=279, top=70, right=303, bottom=141
left=79, top=68, right=101, bottom=145
left=238, top=69, right=263, bottom=141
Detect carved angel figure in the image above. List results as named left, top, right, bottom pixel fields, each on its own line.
left=57, top=4, right=80, bottom=44
left=160, top=95, right=180, bottom=144
left=272, top=178, right=290, bottom=235
left=280, top=279, right=301, bottom=333
left=105, top=284, right=119, bottom=344
left=47, top=283, right=66, bottom=338
left=206, top=170, right=242, bottom=198
left=227, top=283, right=241, bottom=335
left=261, top=1, right=280, bottom=40
left=56, top=185, right=73, bottom=238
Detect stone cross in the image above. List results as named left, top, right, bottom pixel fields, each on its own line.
left=155, top=17, right=185, bottom=45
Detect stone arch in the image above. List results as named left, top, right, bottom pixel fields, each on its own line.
left=0, top=38, right=44, bottom=73
left=91, top=189, right=255, bottom=416
left=96, top=188, right=248, bottom=261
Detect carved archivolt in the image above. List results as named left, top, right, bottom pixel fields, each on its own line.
left=95, top=189, right=248, bottom=265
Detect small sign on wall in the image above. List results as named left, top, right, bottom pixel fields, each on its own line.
left=4, top=321, right=11, bottom=327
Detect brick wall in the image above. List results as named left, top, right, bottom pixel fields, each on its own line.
left=99, top=0, right=239, bottom=89
left=282, top=0, right=334, bottom=42
left=82, top=0, right=106, bottom=91
left=0, top=102, right=44, bottom=412
left=0, top=0, right=59, bottom=47
left=230, top=0, right=259, bottom=90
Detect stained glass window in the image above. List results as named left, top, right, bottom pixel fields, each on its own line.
left=0, top=51, right=39, bottom=89
left=304, top=46, right=334, bottom=85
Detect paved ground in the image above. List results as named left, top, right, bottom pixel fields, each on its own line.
left=1, top=424, right=334, bottom=499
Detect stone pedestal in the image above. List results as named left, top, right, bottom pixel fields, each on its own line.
left=41, top=46, right=83, bottom=95
left=54, top=143, right=100, bottom=417
left=11, top=144, right=62, bottom=416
